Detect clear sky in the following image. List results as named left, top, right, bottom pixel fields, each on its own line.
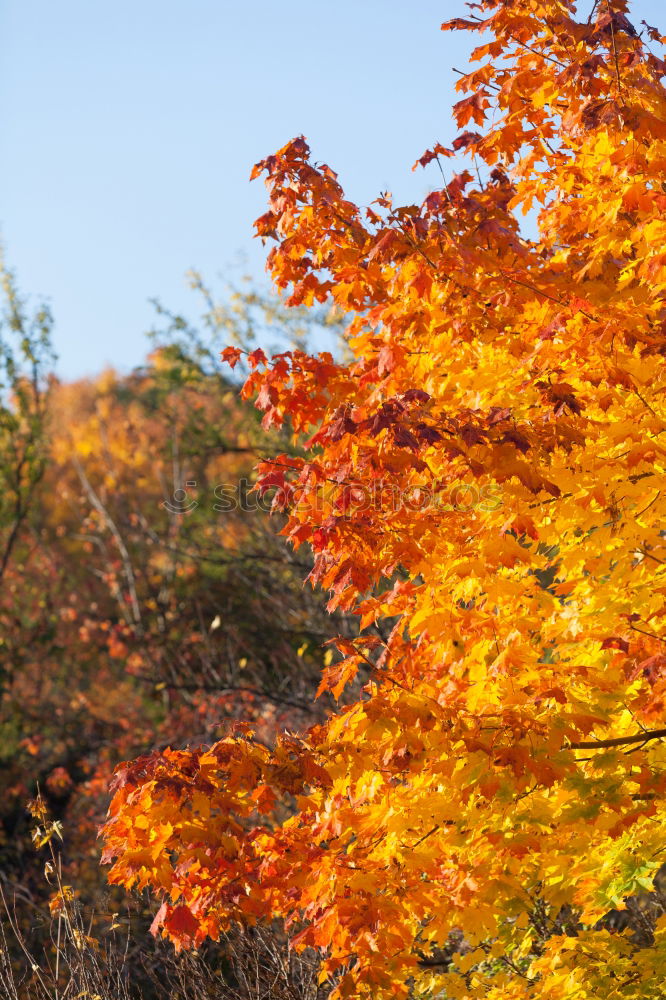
left=1, top=1, right=664, bottom=378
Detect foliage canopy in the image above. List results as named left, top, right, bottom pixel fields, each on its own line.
left=102, top=3, right=666, bottom=998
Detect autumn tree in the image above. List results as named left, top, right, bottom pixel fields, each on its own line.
left=0, top=257, right=56, bottom=890
left=0, top=255, right=53, bottom=667
left=103, top=3, right=666, bottom=998
left=1, top=283, right=347, bottom=968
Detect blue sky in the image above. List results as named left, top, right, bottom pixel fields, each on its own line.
left=1, top=1, right=664, bottom=378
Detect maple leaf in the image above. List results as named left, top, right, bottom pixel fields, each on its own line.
left=601, top=637, right=630, bottom=653
left=453, top=90, right=491, bottom=128
left=401, top=389, right=431, bottom=404
left=451, top=131, right=482, bottom=151
left=316, top=656, right=360, bottom=701
left=412, top=143, right=453, bottom=171
left=392, top=426, right=420, bottom=450
left=247, top=348, right=267, bottom=368
left=631, top=653, right=666, bottom=683
left=220, top=346, right=242, bottom=368
left=377, top=343, right=398, bottom=376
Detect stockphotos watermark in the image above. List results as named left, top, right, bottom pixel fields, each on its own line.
left=162, top=479, right=503, bottom=516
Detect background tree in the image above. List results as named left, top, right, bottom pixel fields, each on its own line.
left=1, top=277, right=351, bottom=996
left=0, top=253, right=53, bottom=663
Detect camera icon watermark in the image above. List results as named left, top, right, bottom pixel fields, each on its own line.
left=162, top=480, right=199, bottom=514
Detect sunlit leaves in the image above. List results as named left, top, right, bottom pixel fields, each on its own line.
left=102, top=3, right=666, bottom=998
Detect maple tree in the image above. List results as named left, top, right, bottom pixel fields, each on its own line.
left=101, top=2, right=666, bottom=998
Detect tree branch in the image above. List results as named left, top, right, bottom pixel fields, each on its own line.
left=570, top=727, right=666, bottom=750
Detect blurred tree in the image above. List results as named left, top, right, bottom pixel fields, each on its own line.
left=0, top=253, right=54, bottom=661
left=0, top=278, right=355, bottom=992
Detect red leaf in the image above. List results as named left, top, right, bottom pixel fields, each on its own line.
left=378, top=343, right=397, bottom=376
left=453, top=90, right=490, bottom=128
left=248, top=348, right=267, bottom=368
left=164, top=905, right=200, bottom=942
left=631, top=654, right=666, bottom=684
left=487, top=407, right=511, bottom=425
left=220, top=346, right=242, bottom=369
left=412, top=143, right=454, bottom=171
left=452, top=131, right=482, bottom=151
left=392, top=426, right=420, bottom=450
left=402, top=389, right=431, bottom=404
left=256, top=382, right=278, bottom=410
left=601, top=637, right=630, bottom=653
